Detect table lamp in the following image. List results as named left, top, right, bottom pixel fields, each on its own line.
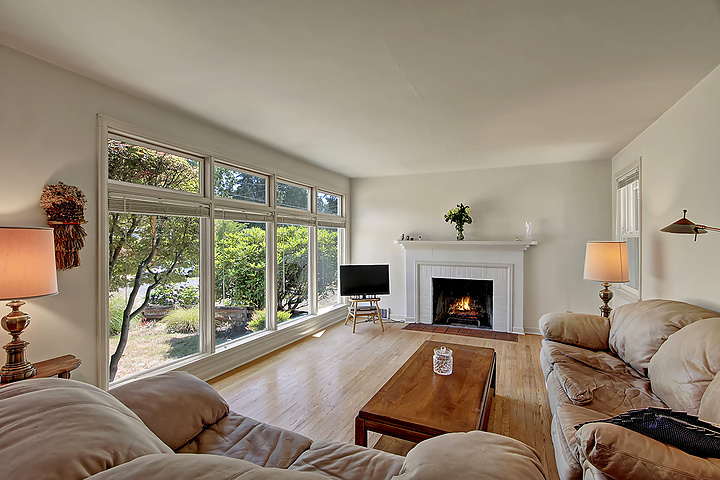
left=584, top=241, right=629, bottom=317
left=0, top=227, right=58, bottom=382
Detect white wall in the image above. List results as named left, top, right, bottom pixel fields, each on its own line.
left=0, top=45, right=349, bottom=386
left=613, top=63, right=720, bottom=312
left=350, top=159, right=612, bottom=331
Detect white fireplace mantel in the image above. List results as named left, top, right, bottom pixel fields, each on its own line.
left=396, top=239, right=537, bottom=334
left=395, top=240, right=537, bottom=250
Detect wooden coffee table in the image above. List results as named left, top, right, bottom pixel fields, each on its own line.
left=355, top=340, right=496, bottom=446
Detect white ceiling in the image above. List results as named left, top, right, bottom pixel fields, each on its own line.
left=1, top=1, right=720, bottom=178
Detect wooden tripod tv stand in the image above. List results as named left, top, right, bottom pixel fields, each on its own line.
left=345, top=297, right=384, bottom=333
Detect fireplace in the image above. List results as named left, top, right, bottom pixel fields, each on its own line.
left=397, top=240, right=537, bottom=333
left=432, top=278, right=493, bottom=329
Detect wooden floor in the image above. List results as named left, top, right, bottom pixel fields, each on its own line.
left=210, top=320, right=559, bottom=480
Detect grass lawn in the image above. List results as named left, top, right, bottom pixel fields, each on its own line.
left=109, top=321, right=199, bottom=381
left=109, top=319, right=253, bottom=381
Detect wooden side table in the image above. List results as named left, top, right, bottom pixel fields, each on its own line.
left=0, top=354, right=81, bottom=385
left=344, top=298, right=384, bottom=333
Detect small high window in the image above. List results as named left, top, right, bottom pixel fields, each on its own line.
left=277, top=181, right=310, bottom=210
left=318, top=192, right=341, bottom=215
left=108, top=137, right=200, bottom=193
left=214, top=164, right=267, bottom=204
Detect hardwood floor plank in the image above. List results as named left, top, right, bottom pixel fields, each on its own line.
left=209, top=321, right=560, bottom=480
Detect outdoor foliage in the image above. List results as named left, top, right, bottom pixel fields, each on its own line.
left=149, top=284, right=199, bottom=307
left=109, top=296, right=126, bottom=337
left=214, top=165, right=266, bottom=203
left=247, top=309, right=292, bottom=332
left=317, top=192, right=339, bottom=215
left=277, top=182, right=309, bottom=210
left=215, top=221, right=266, bottom=309
left=108, top=139, right=199, bottom=192
left=163, top=306, right=200, bottom=334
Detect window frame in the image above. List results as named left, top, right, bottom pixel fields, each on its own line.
left=98, top=116, right=347, bottom=388
left=614, top=163, right=641, bottom=300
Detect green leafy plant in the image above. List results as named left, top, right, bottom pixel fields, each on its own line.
left=162, top=306, right=200, bottom=334
left=109, top=296, right=127, bottom=337
left=444, top=203, right=473, bottom=240
left=247, top=309, right=292, bottom=332
left=149, top=284, right=199, bottom=306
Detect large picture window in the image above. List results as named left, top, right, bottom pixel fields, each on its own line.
left=215, top=220, right=267, bottom=345
left=277, top=223, right=310, bottom=319
left=102, top=122, right=346, bottom=386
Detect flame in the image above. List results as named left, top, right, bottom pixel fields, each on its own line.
left=451, top=296, right=472, bottom=311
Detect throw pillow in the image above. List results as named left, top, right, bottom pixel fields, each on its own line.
left=576, top=407, right=720, bottom=458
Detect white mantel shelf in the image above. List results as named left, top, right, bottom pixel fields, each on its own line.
left=395, top=240, right=537, bottom=251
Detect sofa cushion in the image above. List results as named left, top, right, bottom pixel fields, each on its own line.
left=540, top=312, right=610, bottom=351
left=289, top=439, right=404, bottom=480
left=542, top=340, right=644, bottom=381
left=608, top=299, right=719, bottom=376
left=576, top=421, right=720, bottom=480
left=0, top=378, right=171, bottom=480
left=542, top=341, right=663, bottom=415
left=178, top=412, right=312, bottom=468
left=648, top=318, right=720, bottom=414
left=87, top=453, right=327, bottom=480
left=700, top=374, right=720, bottom=425
left=111, top=371, right=230, bottom=450
left=393, top=431, right=547, bottom=480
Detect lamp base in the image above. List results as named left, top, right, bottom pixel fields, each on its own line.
left=598, top=283, right=614, bottom=318
left=1, top=301, right=36, bottom=383
left=0, top=339, right=35, bottom=382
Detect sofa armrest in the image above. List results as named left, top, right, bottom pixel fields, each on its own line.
left=394, top=431, right=547, bottom=480
left=539, top=312, right=609, bottom=350
left=576, top=422, right=720, bottom=480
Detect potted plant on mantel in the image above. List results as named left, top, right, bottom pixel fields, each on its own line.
left=444, top=203, right=472, bottom=241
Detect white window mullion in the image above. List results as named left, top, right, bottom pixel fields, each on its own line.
left=266, top=215, right=278, bottom=330
left=309, top=225, right=318, bottom=315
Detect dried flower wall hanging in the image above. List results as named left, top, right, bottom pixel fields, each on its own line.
left=40, top=182, right=87, bottom=270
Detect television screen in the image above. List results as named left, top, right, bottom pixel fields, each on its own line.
left=339, top=264, right=390, bottom=297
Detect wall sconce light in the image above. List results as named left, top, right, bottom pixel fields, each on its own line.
left=0, top=227, right=58, bottom=382
left=661, top=209, right=720, bottom=241
left=584, top=241, right=629, bottom=317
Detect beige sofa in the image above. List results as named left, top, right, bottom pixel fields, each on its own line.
left=539, top=299, right=720, bottom=480
left=0, top=370, right=548, bottom=480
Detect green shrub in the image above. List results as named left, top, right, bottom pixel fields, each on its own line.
left=109, top=296, right=126, bottom=337
left=163, top=306, right=200, bottom=334
left=247, top=309, right=292, bottom=332
left=150, top=284, right=199, bottom=307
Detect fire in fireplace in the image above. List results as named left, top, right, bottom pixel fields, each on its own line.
left=432, top=277, right=492, bottom=329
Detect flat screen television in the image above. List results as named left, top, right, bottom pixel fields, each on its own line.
left=339, top=264, right=390, bottom=298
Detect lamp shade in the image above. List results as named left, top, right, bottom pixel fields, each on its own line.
left=584, top=241, right=629, bottom=283
left=0, top=227, right=58, bottom=300
left=661, top=210, right=707, bottom=235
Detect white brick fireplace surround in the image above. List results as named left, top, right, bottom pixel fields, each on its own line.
left=396, top=240, right=537, bottom=334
